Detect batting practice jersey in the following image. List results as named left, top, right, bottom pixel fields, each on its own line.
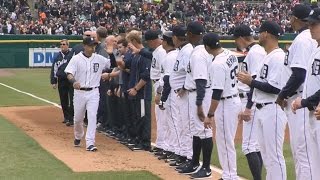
left=169, top=43, right=193, bottom=90
left=65, top=52, right=111, bottom=88
left=210, top=49, right=239, bottom=97
left=151, top=45, right=167, bottom=80
left=238, top=44, right=266, bottom=93
left=184, top=45, right=213, bottom=90
left=252, top=48, right=285, bottom=103
left=281, top=29, right=317, bottom=92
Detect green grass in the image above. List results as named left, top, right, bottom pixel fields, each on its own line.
left=0, top=115, right=159, bottom=180
left=0, top=68, right=296, bottom=179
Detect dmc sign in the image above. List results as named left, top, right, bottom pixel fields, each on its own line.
left=29, top=48, right=61, bottom=67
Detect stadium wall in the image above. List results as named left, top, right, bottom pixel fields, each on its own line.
left=0, top=34, right=297, bottom=68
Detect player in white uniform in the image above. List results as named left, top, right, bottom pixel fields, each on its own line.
left=238, top=21, right=287, bottom=180
left=292, top=8, right=320, bottom=179
left=233, top=25, right=266, bottom=180
left=156, top=31, right=180, bottom=160
left=144, top=30, right=168, bottom=153
left=177, top=22, right=214, bottom=179
left=65, top=37, right=111, bottom=151
left=276, top=4, right=316, bottom=180
left=168, top=25, right=194, bottom=166
left=204, top=33, right=241, bottom=180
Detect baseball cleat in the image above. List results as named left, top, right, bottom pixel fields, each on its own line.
left=86, top=145, right=98, bottom=152
left=178, top=162, right=200, bottom=174
left=74, top=139, right=81, bottom=147
left=190, top=167, right=211, bottom=179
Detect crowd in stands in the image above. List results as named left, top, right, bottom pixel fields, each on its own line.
left=0, top=0, right=312, bottom=35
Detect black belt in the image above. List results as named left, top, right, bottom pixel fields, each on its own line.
left=256, top=102, right=274, bottom=110
left=79, top=87, right=98, bottom=91
left=186, top=86, right=211, bottom=92
left=239, top=92, right=247, bottom=99
left=153, top=79, right=160, bottom=83
left=221, top=94, right=238, bottom=100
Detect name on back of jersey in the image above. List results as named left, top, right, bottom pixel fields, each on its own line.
left=226, top=55, right=237, bottom=67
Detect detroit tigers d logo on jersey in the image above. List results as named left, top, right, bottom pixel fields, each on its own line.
left=259, top=64, right=268, bottom=79
left=93, top=63, right=99, bottom=73
left=173, top=60, right=179, bottom=71
left=312, top=59, right=320, bottom=75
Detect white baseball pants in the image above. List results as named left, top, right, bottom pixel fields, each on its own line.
left=73, top=89, right=99, bottom=148
left=215, top=97, right=241, bottom=180
left=241, top=97, right=260, bottom=155
left=285, top=96, right=312, bottom=180
left=307, top=111, right=320, bottom=179
left=254, top=103, right=287, bottom=180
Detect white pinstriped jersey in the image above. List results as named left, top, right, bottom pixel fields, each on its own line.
left=252, top=48, right=285, bottom=103
left=151, top=45, right=167, bottom=80
left=65, top=52, right=111, bottom=88
left=184, top=45, right=213, bottom=90
left=210, top=49, right=239, bottom=97
left=169, top=43, right=193, bottom=90
left=281, top=29, right=317, bottom=92
left=238, top=44, right=266, bottom=92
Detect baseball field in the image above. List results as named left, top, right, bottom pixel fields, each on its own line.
left=0, top=68, right=295, bottom=180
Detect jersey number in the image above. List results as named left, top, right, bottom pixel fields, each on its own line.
left=186, top=61, right=191, bottom=73
left=259, top=64, right=268, bottom=79
left=151, top=58, right=156, bottom=68
left=230, top=65, right=238, bottom=88
left=284, top=51, right=289, bottom=66
left=312, top=59, right=320, bottom=75
left=173, top=60, right=179, bottom=71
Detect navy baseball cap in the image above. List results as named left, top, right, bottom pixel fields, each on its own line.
left=187, top=21, right=204, bottom=35
left=83, top=37, right=98, bottom=46
left=203, top=33, right=220, bottom=49
left=162, top=31, right=173, bottom=42
left=292, top=4, right=312, bottom=20
left=258, top=21, right=283, bottom=37
left=144, top=29, right=161, bottom=41
left=304, top=8, right=320, bottom=23
left=172, top=25, right=187, bottom=37
left=233, top=24, right=253, bottom=38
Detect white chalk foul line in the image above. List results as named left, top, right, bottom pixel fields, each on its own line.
left=0, top=82, right=247, bottom=180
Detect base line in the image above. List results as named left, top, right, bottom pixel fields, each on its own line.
left=0, top=82, right=248, bottom=180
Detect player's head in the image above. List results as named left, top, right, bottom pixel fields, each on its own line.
left=126, top=30, right=143, bottom=47
left=233, top=24, right=254, bottom=50
left=144, top=29, right=162, bottom=49
left=290, top=4, right=312, bottom=31
left=258, top=21, right=283, bottom=47
left=161, top=31, right=175, bottom=51
left=117, top=38, right=128, bottom=55
left=83, top=37, right=98, bottom=54
left=186, top=21, right=204, bottom=45
left=172, top=25, right=188, bottom=48
left=83, top=31, right=92, bottom=39
left=305, top=8, right=320, bottom=42
left=203, top=32, right=221, bottom=56
left=96, top=26, right=108, bottom=42
left=60, top=39, right=69, bottom=53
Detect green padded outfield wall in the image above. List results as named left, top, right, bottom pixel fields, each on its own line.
left=0, top=34, right=296, bottom=68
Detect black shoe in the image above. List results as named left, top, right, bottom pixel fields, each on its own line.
left=130, top=144, right=144, bottom=151
left=150, top=147, right=162, bottom=153
left=74, top=139, right=81, bottom=147
left=154, top=150, right=164, bottom=156
left=169, top=161, right=181, bottom=167
left=178, top=162, right=200, bottom=174
left=158, top=151, right=172, bottom=160
left=175, top=159, right=191, bottom=170
left=86, top=145, right=98, bottom=152
left=66, top=121, right=73, bottom=126
left=62, top=119, right=68, bottom=123
left=190, top=167, right=211, bottom=179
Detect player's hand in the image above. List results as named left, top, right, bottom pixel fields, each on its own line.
left=291, top=97, right=302, bottom=114
left=52, top=84, right=57, bottom=89
left=204, top=117, right=214, bottom=129
left=276, top=97, right=287, bottom=110
left=127, top=88, right=137, bottom=96
left=177, top=88, right=186, bottom=97
left=197, top=106, right=206, bottom=122
left=155, top=93, right=161, bottom=105
left=237, top=71, right=252, bottom=85
left=101, top=73, right=110, bottom=81
left=73, top=82, right=81, bottom=90
left=314, top=103, right=320, bottom=120
left=128, top=43, right=140, bottom=54
left=239, top=108, right=251, bottom=122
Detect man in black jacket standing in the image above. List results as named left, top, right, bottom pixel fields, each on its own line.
left=50, top=39, right=74, bottom=126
